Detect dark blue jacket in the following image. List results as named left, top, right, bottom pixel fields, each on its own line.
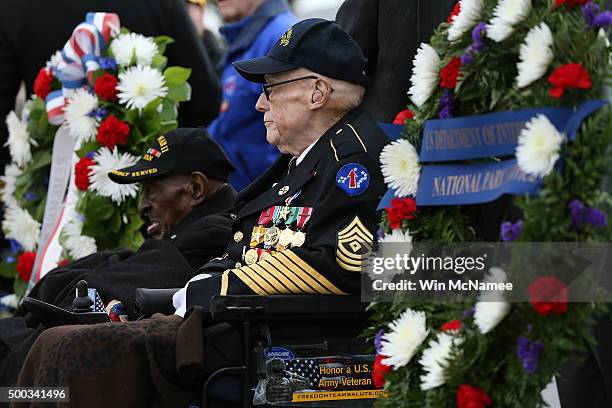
left=207, top=0, right=296, bottom=191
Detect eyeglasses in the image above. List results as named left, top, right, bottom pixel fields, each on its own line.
left=261, top=75, right=318, bottom=100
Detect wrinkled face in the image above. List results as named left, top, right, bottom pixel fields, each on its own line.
left=255, top=71, right=315, bottom=155
left=138, top=173, right=193, bottom=239
left=216, top=0, right=260, bottom=22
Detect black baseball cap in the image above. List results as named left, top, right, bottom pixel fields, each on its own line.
left=108, top=128, right=235, bottom=184
left=233, top=18, right=368, bottom=86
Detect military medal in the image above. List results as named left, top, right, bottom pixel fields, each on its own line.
left=296, top=207, right=313, bottom=229
left=291, top=231, right=306, bottom=247
left=259, top=251, right=273, bottom=262
left=233, top=231, right=243, bottom=242
left=244, top=248, right=258, bottom=265
left=250, top=226, right=266, bottom=247
left=264, top=226, right=280, bottom=246
left=278, top=228, right=294, bottom=247
left=258, top=207, right=275, bottom=226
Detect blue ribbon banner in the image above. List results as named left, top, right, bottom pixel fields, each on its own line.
left=377, top=100, right=608, bottom=208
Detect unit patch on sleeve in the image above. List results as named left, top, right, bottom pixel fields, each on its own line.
left=336, top=163, right=369, bottom=196
left=336, top=216, right=373, bottom=272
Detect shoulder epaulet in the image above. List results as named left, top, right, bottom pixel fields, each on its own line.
left=329, top=123, right=368, bottom=162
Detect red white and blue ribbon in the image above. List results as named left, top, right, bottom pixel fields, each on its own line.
left=46, top=12, right=120, bottom=125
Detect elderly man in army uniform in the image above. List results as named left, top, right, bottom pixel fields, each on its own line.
left=175, top=18, right=389, bottom=312
left=14, top=19, right=390, bottom=407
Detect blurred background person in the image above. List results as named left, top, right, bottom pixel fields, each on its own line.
left=185, top=0, right=225, bottom=69
left=206, top=0, right=296, bottom=191
left=336, top=0, right=456, bottom=122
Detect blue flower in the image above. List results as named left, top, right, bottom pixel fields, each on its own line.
left=98, top=56, right=117, bottom=71
left=500, top=220, right=523, bottom=241
left=516, top=335, right=543, bottom=375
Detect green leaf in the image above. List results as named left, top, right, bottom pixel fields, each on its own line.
left=27, top=151, right=52, bottom=172
left=160, top=99, right=178, bottom=123
left=77, top=142, right=100, bottom=158
left=166, top=82, right=192, bottom=102
left=84, top=195, right=115, bottom=221
left=154, top=35, right=175, bottom=54
left=163, top=67, right=191, bottom=86
left=160, top=120, right=178, bottom=133
left=144, top=98, right=162, bottom=114
left=0, top=260, right=17, bottom=279
left=34, top=194, right=47, bottom=221
left=13, top=277, right=27, bottom=299
left=151, top=55, right=168, bottom=71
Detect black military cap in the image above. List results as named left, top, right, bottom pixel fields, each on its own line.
left=108, top=128, right=235, bottom=184
left=233, top=18, right=368, bottom=86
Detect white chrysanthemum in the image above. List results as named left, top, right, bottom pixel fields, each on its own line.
left=380, top=139, right=421, bottom=197
left=474, top=267, right=511, bottom=334
left=64, top=89, right=99, bottom=145
left=5, top=111, right=36, bottom=167
left=379, top=228, right=413, bottom=244
left=89, top=147, right=139, bottom=204
left=516, top=23, right=554, bottom=88
left=370, top=229, right=413, bottom=282
left=408, top=43, right=441, bottom=107
left=487, top=0, right=532, bottom=42
left=110, top=33, right=158, bottom=66
left=2, top=206, right=41, bottom=251
left=0, top=293, right=18, bottom=310
left=448, top=0, right=484, bottom=42
left=61, top=216, right=97, bottom=260
left=1, top=164, right=22, bottom=209
left=516, top=114, right=564, bottom=178
left=117, top=65, right=168, bottom=110
left=380, top=308, right=429, bottom=369
left=419, top=332, right=464, bottom=390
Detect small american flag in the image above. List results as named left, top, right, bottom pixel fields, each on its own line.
left=87, top=288, right=106, bottom=312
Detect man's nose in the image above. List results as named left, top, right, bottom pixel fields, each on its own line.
left=138, top=195, right=151, bottom=218
left=255, top=93, right=269, bottom=112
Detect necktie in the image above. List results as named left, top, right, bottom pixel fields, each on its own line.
left=287, top=157, right=297, bottom=175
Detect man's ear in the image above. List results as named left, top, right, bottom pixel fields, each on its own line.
left=189, top=171, right=209, bottom=206
left=310, top=79, right=332, bottom=110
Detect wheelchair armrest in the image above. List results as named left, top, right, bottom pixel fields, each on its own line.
left=22, top=297, right=110, bottom=327
left=207, top=295, right=367, bottom=322
left=133, top=288, right=180, bottom=316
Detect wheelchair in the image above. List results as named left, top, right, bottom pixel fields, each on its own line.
left=23, top=282, right=379, bottom=408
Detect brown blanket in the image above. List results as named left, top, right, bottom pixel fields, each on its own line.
left=12, top=310, right=206, bottom=408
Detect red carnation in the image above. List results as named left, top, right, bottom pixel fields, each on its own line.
left=96, top=115, right=130, bottom=149
left=554, top=0, right=588, bottom=8
left=57, top=259, right=70, bottom=268
left=456, top=384, right=492, bottom=408
left=33, top=68, right=54, bottom=100
left=94, top=73, right=119, bottom=102
left=440, top=57, right=462, bottom=89
left=75, top=156, right=96, bottom=191
left=372, top=355, right=391, bottom=388
left=441, top=319, right=462, bottom=332
left=16, top=251, right=37, bottom=282
left=448, top=1, right=461, bottom=23
left=393, top=109, right=415, bottom=125
left=386, top=197, right=417, bottom=230
left=548, top=63, right=592, bottom=99
left=528, top=276, right=569, bottom=316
